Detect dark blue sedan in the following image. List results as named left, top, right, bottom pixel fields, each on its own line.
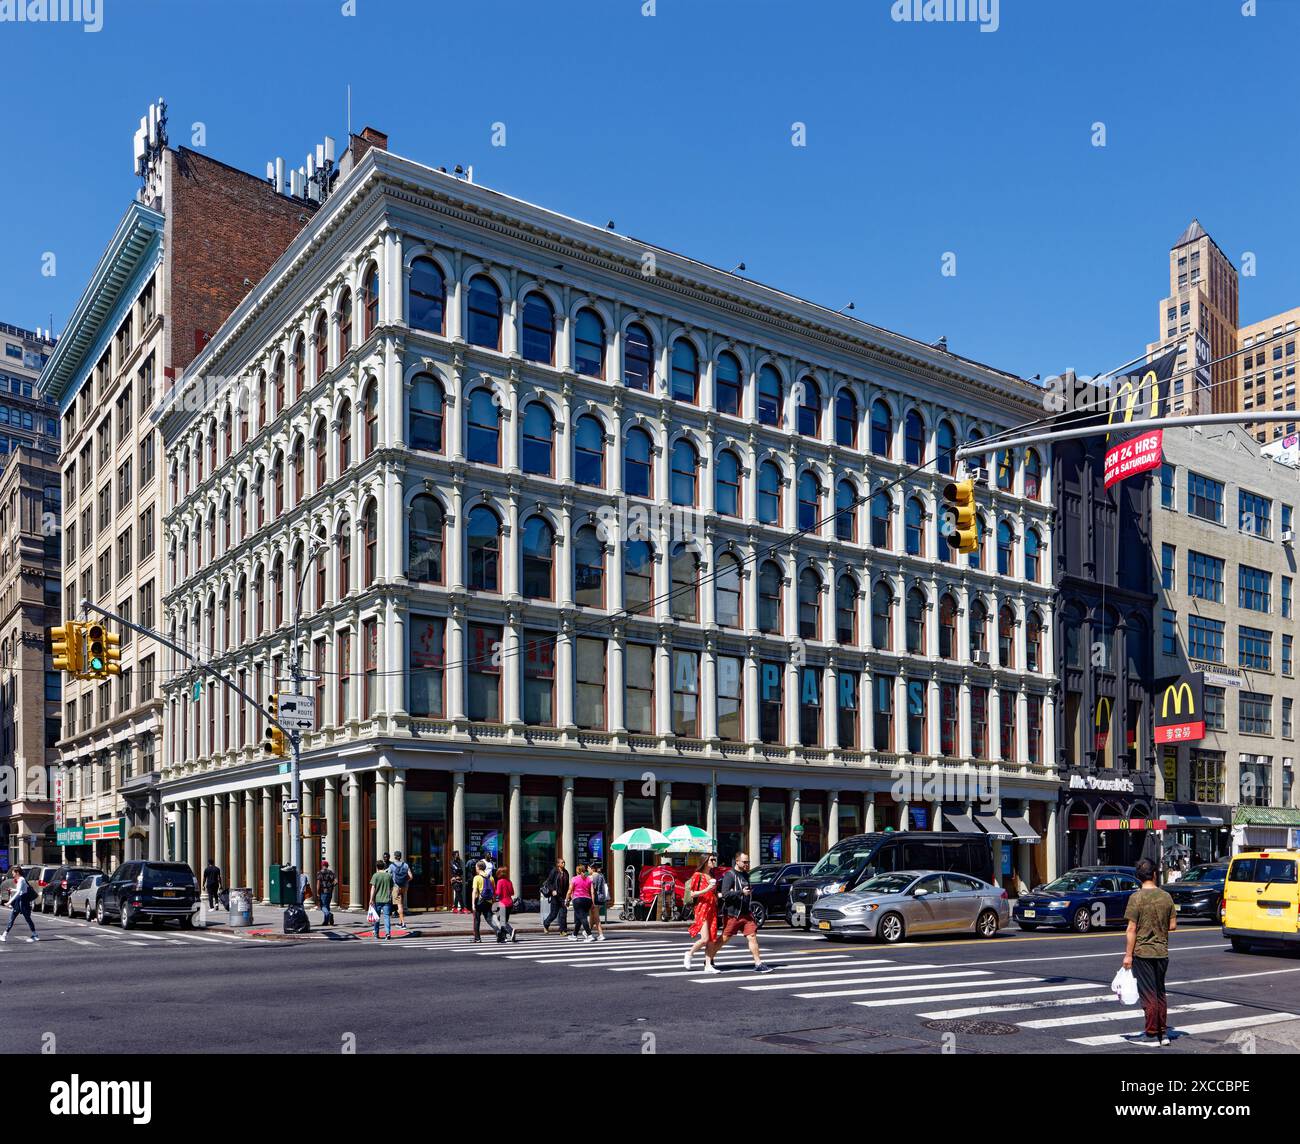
left=1013, top=866, right=1140, bottom=932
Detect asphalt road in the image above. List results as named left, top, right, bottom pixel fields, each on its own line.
left=5, top=912, right=1299, bottom=1055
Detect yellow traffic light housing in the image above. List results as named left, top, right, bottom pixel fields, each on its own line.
left=86, top=623, right=108, bottom=677
left=102, top=629, right=122, bottom=676
left=264, top=695, right=289, bottom=758
left=51, top=622, right=84, bottom=676
left=942, top=478, right=979, bottom=554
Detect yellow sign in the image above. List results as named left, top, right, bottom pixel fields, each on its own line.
left=1161, top=680, right=1195, bottom=717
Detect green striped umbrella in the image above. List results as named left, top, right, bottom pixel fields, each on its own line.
left=664, top=825, right=715, bottom=853
left=610, top=827, right=670, bottom=852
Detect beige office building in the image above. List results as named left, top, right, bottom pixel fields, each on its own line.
left=1237, top=307, right=1300, bottom=446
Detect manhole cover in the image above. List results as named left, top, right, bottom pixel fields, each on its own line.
left=921, top=1018, right=1019, bottom=1036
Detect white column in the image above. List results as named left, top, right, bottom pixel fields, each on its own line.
left=828, top=790, right=840, bottom=848
left=747, top=785, right=761, bottom=860
left=347, top=774, right=363, bottom=909
left=452, top=772, right=466, bottom=857
left=261, top=787, right=274, bottom=902
left=789, top=789, right=802, bottom=864
left=562, top=776, right=576, bottom=871
left=243, top=790, right=256, bottom=896
left=375, top=768, right=390, bottom=857
left=508, top=775, right=522, bottom=890
left=325, top=777, right=339, bottom=875
left=611, top=779, right=625, bottom=906
left=227, top=791, right=240, bottom=887
left=391, top=769, right=407, bottom=861
left=659, top=780, right=673, bottom=832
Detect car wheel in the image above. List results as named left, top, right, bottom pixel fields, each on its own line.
left=120, top=904, right=134, bottom=930
left=85, top=900, right=94, bottom=921
left=1230, top=937, right=1251, bottom=954
left=1072, top=907, right=1092, bottom=933
left=976, top=909, right=999, bottom=939
left=751, top=902, right=767, bottom=929
left=96, top=899, right=107, bottom=926
left=1018, top=923, right=1038, bottom=931
left=878, top=912, right=905, bottom=944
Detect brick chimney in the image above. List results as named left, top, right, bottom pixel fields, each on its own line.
left=349, top=126, right=388, bottom=166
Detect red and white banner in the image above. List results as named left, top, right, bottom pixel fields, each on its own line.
left=1104, top=428, right=1163, bottom=488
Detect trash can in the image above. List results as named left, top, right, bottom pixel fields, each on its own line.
left=228, top=887, right=254, bottom=927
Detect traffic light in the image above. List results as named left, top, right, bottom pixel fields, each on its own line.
left=302, top=816, right=326, bottom=837
left=942, top=477, right=979, bottom=553
left=264, top=695, right=288, bottom=758
left=102, top=628, right=122, bottom=676
left=50, top=622, right=84, bottom=677
left=85, top=623, right=118, bottom=677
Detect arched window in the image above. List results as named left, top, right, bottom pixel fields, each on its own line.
left=573, top=525, right=605, bottom=608
left=670, top=542, right=699, bottom=621
left=936, top=419, right=957, bottom=476
left=221, top=493, right=231, bottom=550
left=1024, top=449, right=1043, bottom=501
left=797, top=379, right=821, bottom=437
left=314, top=313, right=328, bottom=380
left=466, top=506, right=502, bottom=592
left=715, top=352, right=741, bottom=415
left=236, top=575, right=247, bottom=643
left=522, top=403, right=555, bottom=476
left=904, top=496, right=925, bottom=557
left=996, top=448, right=1014, bottom=491
left=871, top=582, right=894, bottom=650
left=797, top=471, right=821, bottom=531
left=363, top=381, right=378, bottom=457
left=1024, top=528, right=1041, bottom=583
left=315, top=530, right=328, bottom=607
left=337, top=400, right=352, bottom=473
left=758, top=364, right=782, bottom=427
left=337, top=289, right=353, bottom=359
left=363, top=265, right=379, bottom=339
left=291, top=334, right=305, bottom=399
left=670, top=438, right=698, bottom=506
left=407, top=495, right=445, bottom=583
left=798, top=567, right=822, bottom=640
left=256, top=373, right=266, bottom=432
left=338, top=521, right=352, bottom=598
left=670, top=339, right=699, bottom=404
left=904, top=410, right=925, bottom=466
left=410, top=374, right=445, bottom=453
left=969, top=598, right=988, bottom=657
left=939, top=593, right=957, bottom=659
left=272, top=452, right=284, bottom=515
left=272, top=556, right=284, bottom=626
left=624, top=427, right=652, bottom=497
left=971, top=514, right=987, bottom=570
left=715, top=450, right=740, bottom=517
left=758, top=560, right=783, bottom=634
left=573, top=414, right=605, bottom=487
left=208, top=423, right=217, bottom=473
left=573, top=309, right=605, bottom=378
left=272, top=355, right=285, bottom=415
left=758, top=460, right=782, bottom=526
left=292, top=435, right=304, bottom=503
left=998, top=605, right=1016, bottom=668
left=623, top=539, right=654, bottom=614
left=521, top=516, right=555, bottom=599
left=221, top=585, right=231, bottom=649
left=362, top=500, right=378, bottom=587
left=906, top=587, right=926, bottom=654
left=466, top=275, right=502, bottom=349
left=835, top=389, right=858, bottom=448
left=997, top=520, right=1015, bottom=576
left=936, top=506, right=953, bottom=564
left=835, top=573, right=858, bottom=645
left=409, top=257, right=446, bottom=334
left=467, top=389, right=501, bottom=466
left=871, top=491, right=891, bottom=548
left=623, top=323, right=653, bottom=391
left=716, top=551, right=742, bottom=628
left=237, top=479, right=248, bottom=539
left=521, top=293, right=555, bottom=364
left=1026, top=611, right=1044, bottom=673
left=870, top=399, right=892, bottom=457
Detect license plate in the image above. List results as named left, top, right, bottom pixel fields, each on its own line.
left=818, top=920, right=831, bottom=930
left=1268, top=908, right=1283, bottom=917
left=159, top=890, right=177, bottom=897
left=1022, top=910, right=1036, bottom=918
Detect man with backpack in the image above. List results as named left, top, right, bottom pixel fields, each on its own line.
left=388, top=851, right=412, bottom=930
left=471, top=860, right=498, bottom=943
left=2, top=866, right=38, bottom=942
left=541, top=858, right=570, bottom=934
left=588, top=861, right=609, bottom=942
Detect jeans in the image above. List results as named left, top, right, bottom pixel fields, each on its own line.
left=474, top=900, right=498, bottom=939
left=206, top=887, right=220, bottom=909
left=544, top=895, right=568, bottom=932
left=572, top=898, right=593, bottom=937
left=1133, top=956, right=1169, bottom=1036
left=6, top=901, right=34, bottom=933
left=320, top=889, right=333, bottom=923
left=372, top=901, right=392, bottom=938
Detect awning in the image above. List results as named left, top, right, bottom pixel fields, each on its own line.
left=944, top=813, right=980, bottom=834
left=1162, top=815, right=1224, bottom=827
left=974, top=814, right=1015, bottom=840
left=1003, top=816, right=1041, bottom=844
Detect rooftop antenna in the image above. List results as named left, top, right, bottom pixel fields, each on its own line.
left=837, top=302, right=855, bottom=314
left=730, top=262, right=746, bottom=274
left=347, top=84, right=351, bottom=137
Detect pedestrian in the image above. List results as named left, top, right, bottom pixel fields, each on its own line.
left=541, top=858, right=570, bottom=934
left=703, top=852, right=771, bottom=974
left=201, top=858, right=222, bottom=910
left=588, top=860, right=609, bottom=942
left=316, top=859, right=337, bottom=926
left=682, top=853, right=719, bottom=970
left=389, top=850, right=412, bottom=930
left=1123, top=856, right=1177, bottom=1047
left=369, top=859, right=394, bottom=941
left=567, top=863, right=594, bottom=942
left=492, top=865, right=518, bottom=944
left=450, top=851, right=465, bottom=914
left=471, top=860, right=498, bottom=943
left=1, top=866, right=38, bottom=943
left=480, top=850, right=495, bottom=879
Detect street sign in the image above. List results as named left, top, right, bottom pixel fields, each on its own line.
left=793, top=824, right=805, bottom=834
left=276, top=693, right=315, bottom=731
left=282, top=798, right=300, bottom=814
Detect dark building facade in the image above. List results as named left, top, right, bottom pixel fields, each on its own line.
left=1052, top=425, right=1160, bottom=870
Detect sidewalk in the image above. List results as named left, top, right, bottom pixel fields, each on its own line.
left=201, top=901, right=694, bottom=941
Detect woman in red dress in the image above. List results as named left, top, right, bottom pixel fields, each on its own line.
left=683, top=854, right=719, bottom=970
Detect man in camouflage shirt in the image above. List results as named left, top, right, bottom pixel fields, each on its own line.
left=1122, top=857, right=1176, bottom=1046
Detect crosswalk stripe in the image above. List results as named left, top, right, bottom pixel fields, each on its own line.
left=1172, top=967, right=1300, bottom=986
left=756, top=969, right=992, bottom=995
left=855, top=982, right=1110, bottom=1008
left=65, top=937, right=97, bottom=946
left=177, top=934, right=229, bottom=943
left=1070, top=1011, right=1300, bottom=1046
left=1018, top=1001, right=1233, bottom=1029
left=681, top=960, right=914, bottom=982
left=638, top=956, right=861, bottom=979
left=123, top=940, right=151, bottom=946
left=609, top=954, right=853, bottom=972
left=921, top=992, right=1117, bottom=1019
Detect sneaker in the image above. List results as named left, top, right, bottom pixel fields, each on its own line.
left=566, top=934, right=577, bottom=942
left=682, top=950, right=693, bottom=970
left=542, top=925, right=551, bottom=934
left=28, top=935, right=39, bottom=943
left=753, top=961, right=773, bottom=974
left=510, top=931, right=519, bottom=943
left=0, top=933, right=6, bottom=942
left=704, top=959, right=721, bottom=974
left=1126, top=1033, right=1161, bottom=1047
left=596, top=933, right=606, bottom=942
left=1159, top=1033, right=1172, bottom=1047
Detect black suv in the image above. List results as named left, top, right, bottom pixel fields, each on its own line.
left=96, top=861, right=199, bottom=929
left=38, top=866, right=103, bottom=916
left=1166, top=862, right=1229, bottom=923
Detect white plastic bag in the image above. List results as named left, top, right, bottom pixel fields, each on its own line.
left=366, top=904, right=378, bottom=925
left=1111, top=966, right=1139, bottom=1006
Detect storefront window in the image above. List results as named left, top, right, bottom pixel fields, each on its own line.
left=575, top=796, right=607, bottom=867
left=759, top=800, right=786, bottom=864
left=521, top=794, right=557, bottom=889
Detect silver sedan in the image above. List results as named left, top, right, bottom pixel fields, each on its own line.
left=810, top=870, right=1010, bottom=943
left=67, top=874, right=106, bottom=922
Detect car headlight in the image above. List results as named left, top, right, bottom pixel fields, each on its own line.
left=1048, top=900, right=1072, bottom=909
left=819, top=882, right=846, bottom=897
left=841, top=901, right=878, bottom=915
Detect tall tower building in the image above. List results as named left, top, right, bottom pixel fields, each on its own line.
left=1237, top=307, right=1300, bottom=446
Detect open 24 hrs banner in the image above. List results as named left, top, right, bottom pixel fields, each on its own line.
left=1103, top=348, right=1180, bottom=488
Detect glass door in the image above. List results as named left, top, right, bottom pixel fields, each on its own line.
left=406, top=823, right=446, bottom=910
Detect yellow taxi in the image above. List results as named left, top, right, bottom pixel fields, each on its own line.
left=1222, top=849, right=1300, bottom=953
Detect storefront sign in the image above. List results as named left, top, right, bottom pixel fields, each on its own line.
left=1102, top=348, right=1178, bottom=488
left=1094, top=818, right=1167, bottom=831
left=575, top=830, right=604, bottom=862
left=1163, top=751, right=1178, bottom=798
left=54, top=775, right=62, bottom=829
left=1093, top=696, right=1112, bottom=751
left=56, top=826, right=85, bottom=845
left=1154, top=672, right=1205, bottom=745
left=759, top=832, right=783, bottom=863
left=468, top=829, right=500, bottom=861
left=1195, top=665, right=1242, bottom=689
left=909, top=806, right=929, bottom=830
left=1068, top=773, right=1135, bottom=793
left=83, top=817, right=123, bottom=841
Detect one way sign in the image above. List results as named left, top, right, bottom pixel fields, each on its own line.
left=276, top=694, right=316, bottom=731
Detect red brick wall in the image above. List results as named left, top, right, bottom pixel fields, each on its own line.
left=164, top=147, right=317, bottom=375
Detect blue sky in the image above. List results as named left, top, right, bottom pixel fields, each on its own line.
left=2, top=0, right=1295, bottom=381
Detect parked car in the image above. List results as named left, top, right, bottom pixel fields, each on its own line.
left=1222, top=849, right=1300, bottom=953
left=811, top=870, right=1010, bottom=943
left=96, top=861, right=199, bottom=929
left=38, top=866, right=103, bottom=916
left=27, top=865, right=59, bottom=903
left=745, top=862, right=813, bottom=927
left=1012, top=866, right=1139, bottom=932
left=788, top=832, right=994, bottom=929
left=68, top=873, right=107, bottom=921
left=1166, top=863, right=1229, bottom=924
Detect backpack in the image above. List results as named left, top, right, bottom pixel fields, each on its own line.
left=592, top=874, right=608, bottom=905
left=477, top=876, right=495, bottom=907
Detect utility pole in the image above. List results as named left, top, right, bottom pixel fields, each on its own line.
left=286, top=540, right=327, bottom=905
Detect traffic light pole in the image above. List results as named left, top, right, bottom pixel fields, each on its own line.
left=287, top=540, right=326, bottom=907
